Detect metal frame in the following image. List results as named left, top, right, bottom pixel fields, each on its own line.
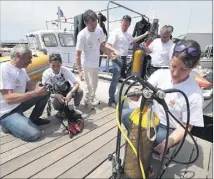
left=45, top=1, right=149, bottom=33
left=106, top=1, right=149, bottom=35
left=44, top=1, right=148, bottom=74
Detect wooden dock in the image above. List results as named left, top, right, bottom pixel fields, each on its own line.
left=0, top=102, right=212, bottom=179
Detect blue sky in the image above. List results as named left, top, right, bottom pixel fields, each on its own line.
left=0, top=1, right=212, bottom=41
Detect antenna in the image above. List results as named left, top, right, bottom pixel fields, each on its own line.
left=186, top=7, right=193, bottom=33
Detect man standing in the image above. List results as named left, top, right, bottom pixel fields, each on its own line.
left=107, top=15, right=149, bottom=107
left=0, top=45, right=49, bottom=142
left=145, top=25, right=175, bottom=69
left=76, top=9, right=119, bottom=108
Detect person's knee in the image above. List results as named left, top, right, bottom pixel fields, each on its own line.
left=52, top=98, right=63, bottom=111
left=24, top=129, right=41, bottom=142
left=121, top=108, right=134, bottom=130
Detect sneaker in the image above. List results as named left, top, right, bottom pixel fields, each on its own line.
left=84, top=99, right=94, bottom=110
left=91, top=98, right=100, bottom=106
left=108, top=101, right=117, bottom=108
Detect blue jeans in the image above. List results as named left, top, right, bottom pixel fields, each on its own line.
left=121, top=108, right=175, bottom=144
left=0, top=95, right=49, bottom=141
left=109, top=58, right=123, bottom=103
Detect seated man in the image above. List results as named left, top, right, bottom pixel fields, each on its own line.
left=122, top=39, right=204, bottom=160
left=0, top=45, right=50, bottom=142
left=42, top=54, right=84, bottom=133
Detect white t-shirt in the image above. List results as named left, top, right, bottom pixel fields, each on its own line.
left=148, top=69, right=204, bottom=129
left=42, top=66, right=78, bottom=87
left=148, top=38, right=175, bottom=67
left=0, top=62, right=30, bottom=117
left=107, top=28, right=134, bottom=56
left=76, top=26, right=105, bottom=68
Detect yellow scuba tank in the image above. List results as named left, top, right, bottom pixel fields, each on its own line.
left=131, top=49, right=145, bottom=77
left=123, top=100, right=160, bottom=178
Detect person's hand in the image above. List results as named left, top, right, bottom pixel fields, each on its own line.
left=114, top=50, right=120, bottom=57
left=65, top=92, right=73, bottom=103
left=145, top=31, right=150, bottom=36
left=33, top=85, right=47, bottom=96
left=129, top=88, right=141, bottom=102
left=79, top=71, right=84, bottom=81
left=109, top=52, right=117, bottom=60
left=130, top=95, right=140, bottom=102
left=55, top=94, right=65, bottom=103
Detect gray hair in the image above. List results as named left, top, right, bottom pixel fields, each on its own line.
left=160, top=25, right=173, bottom=34
left=10, top=44, right=31, bottom=59
left=83, top=9, right=98, bottom=23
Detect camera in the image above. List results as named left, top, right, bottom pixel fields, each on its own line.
left=40, top=74, right=71, bottom=96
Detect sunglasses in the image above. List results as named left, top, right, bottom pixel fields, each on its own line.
left=174, top=44, right=200, bottom=56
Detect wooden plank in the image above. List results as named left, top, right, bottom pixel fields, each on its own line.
left=5, top=122, right=117, bottom=178
left=0, top=116, right=61, bottom=153
left=0, top=113, right=115, bottom=178
left=59, top=138, right=125, bottom=178
left=0, top=135, right=16, bottom=145
left=0, top=107, right=113, bottom=165
left=0, top=100, right=109, bottom=140
left=207, top=145, right=213, bottom=179
left=152, top=136, right=196, bottom=179
left=184, top=137, right=212, bottom=178
left=83, top=146, right=125, bottom=179
left=85, top=157, right=113, bottom=179
left=0, top=109, right=52, bottom=145
left=0, top=132, right=9, bottom=138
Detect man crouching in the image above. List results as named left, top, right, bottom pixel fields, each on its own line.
left=42, top=54, right=84, bottom=135
left=0, top=45, right=50, bottom=142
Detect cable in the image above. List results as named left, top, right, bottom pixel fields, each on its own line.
left=163, top=89, right=190, bottom=159
left=116, top=75, right=135, bottom=162
left=167, top=111, right=199, bottom=164
left=116, top=75, right=147, bottom=179
left=137, top=97, right=146, bottom=177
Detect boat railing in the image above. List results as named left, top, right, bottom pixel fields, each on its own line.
left=46, top=51, right=133, bottom=76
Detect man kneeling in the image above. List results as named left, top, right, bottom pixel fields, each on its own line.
left=42, top=54, right=84, bottom=134
left=0, top=45, right=49, bottom=142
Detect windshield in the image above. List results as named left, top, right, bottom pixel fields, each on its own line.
left=26, top=36, right=36, bottom=49
left=26, top=35, right=42, bottom=50
left=58, top=33, right=74, bottom=47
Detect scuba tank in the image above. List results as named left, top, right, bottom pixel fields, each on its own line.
left=123, top=99, right=160, bottom=179
left=131, top=48, right=145, bottom=77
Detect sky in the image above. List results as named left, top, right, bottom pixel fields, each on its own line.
left=0, top=1, right=213, bottom=41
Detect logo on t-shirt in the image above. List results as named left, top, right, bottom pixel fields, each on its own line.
left=88, top=40, right=93, bottom=48
left=16, top=78, right=21, bottom=85
left=168, top=99, right=175, bottom=107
